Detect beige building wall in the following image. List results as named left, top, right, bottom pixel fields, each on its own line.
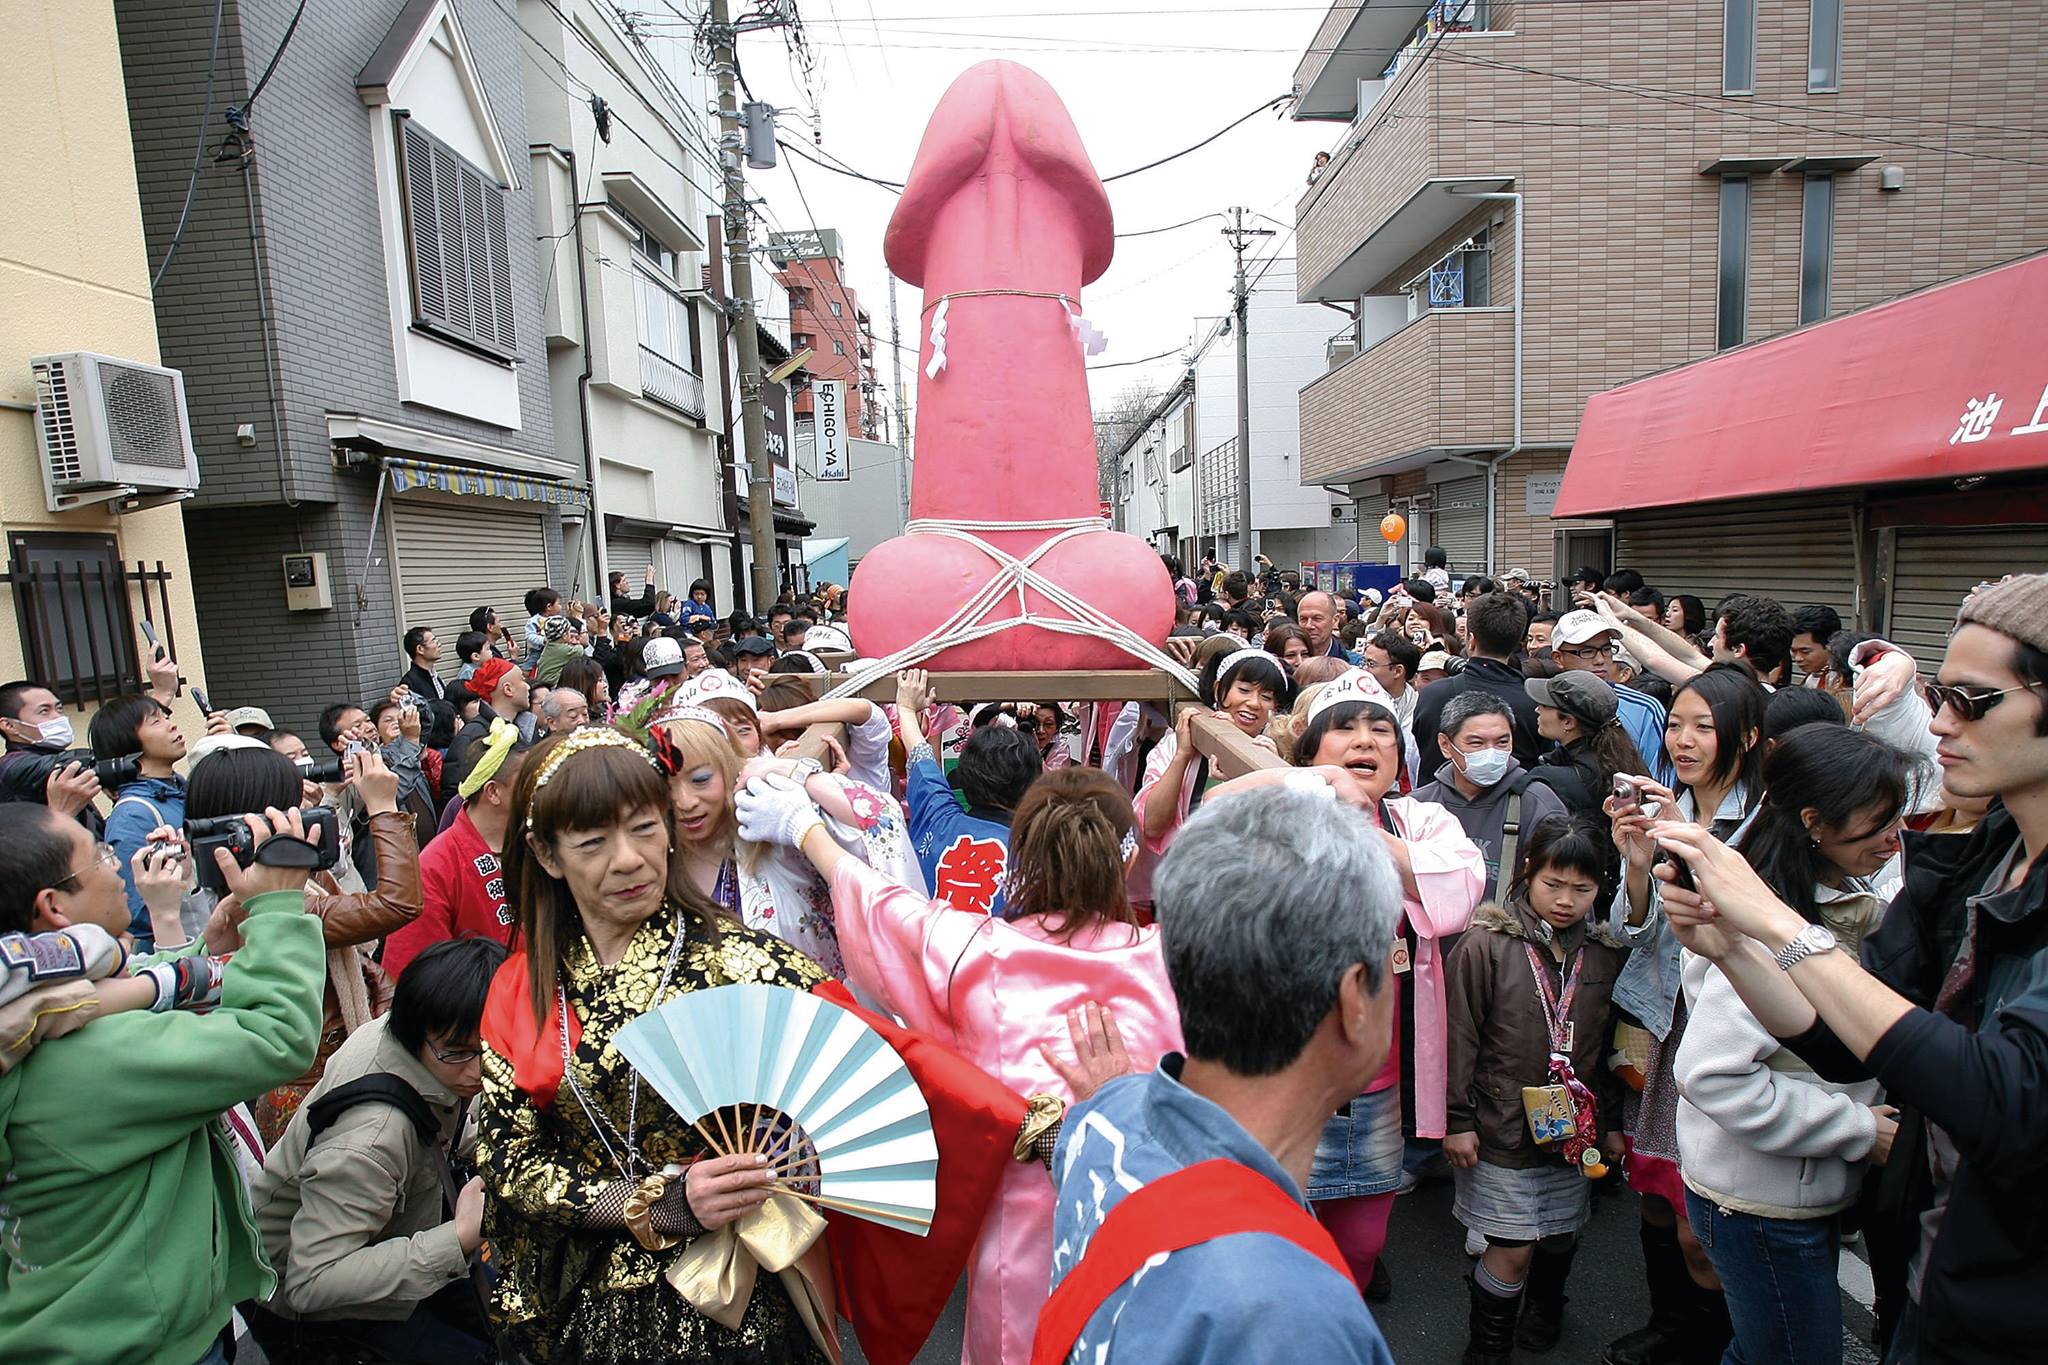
left=0, top=1, right=208, bottom=736
left=1297, top=0, right=2048, bottom=566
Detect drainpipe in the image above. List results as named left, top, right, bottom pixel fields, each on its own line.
left=1449, top=188, right=1522, bottom=574
left=563, top=142, right=600, bottom=601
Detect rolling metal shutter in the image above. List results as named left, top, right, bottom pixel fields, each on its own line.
left=1887, top=524, right=2048, bottom=674
left=605, top=535, right=657, bottom=589
left=1432, top=475, right=1487, bottom=575
left=1613, top=494, right=1857, bottom=623
left=1352, top=489, right=1389, bottom=558
left=392, top=497, right=550, bottom=679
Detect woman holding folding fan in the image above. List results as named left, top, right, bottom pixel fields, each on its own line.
left=734, top=758, right=1184, bottom=1365
left=475, top=726, right=834, bottom=1364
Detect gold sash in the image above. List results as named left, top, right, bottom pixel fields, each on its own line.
left=664, top=1191, right=841, bottom=1363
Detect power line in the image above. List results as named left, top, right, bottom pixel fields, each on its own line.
left=778, top=137, right=903, bottom=191
left=1088, top=345, right=1189, bottom=371
left=1105, top=94, right=1289, bottom=180
left=1116, top=212, right=1223, bottom=239
left=233, top=0, right=308, bottom=119
left=150, top=0, right=226, bottom=290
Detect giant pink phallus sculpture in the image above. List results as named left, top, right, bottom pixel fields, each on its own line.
left=846, top=61, right=1174, bottom=672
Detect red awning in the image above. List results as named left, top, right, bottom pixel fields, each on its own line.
left=1554, top=251, right=2048, bottom=518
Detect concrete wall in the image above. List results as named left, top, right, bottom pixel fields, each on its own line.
left=1190, top=260, right=1344, bottom=548
left=0, top=0, right=209, bottom=739
left=793, top=436, right=908, bottom=563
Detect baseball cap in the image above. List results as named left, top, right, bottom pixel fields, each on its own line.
left=1417, top=650, right=1452, bottom=675
left=642, top=635, right=687, bottom=678
left=222, top=705, right=274, bottom=733
left=470, top=657, right=518, bottom=695
left=677, top=669, right=758, bottom=714
left=1552, top=608, right=1622, bottom=649
left=1524, top=671, right=1620, bottom=728
left=733, top=635, right=777, bottom=658
left=1502, top=567, right=1532, bottom=585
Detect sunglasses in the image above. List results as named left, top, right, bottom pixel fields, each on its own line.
left=1926, top=680, right=2045, bottom=722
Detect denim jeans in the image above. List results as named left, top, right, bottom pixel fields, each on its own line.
left=1686, top=1188, right=1842, bottom=1365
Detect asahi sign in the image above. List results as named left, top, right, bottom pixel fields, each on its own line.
left=816, top=381, right=849, bottom=481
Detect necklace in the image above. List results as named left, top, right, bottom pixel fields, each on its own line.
left=559, top=904, right=690, bottom=1179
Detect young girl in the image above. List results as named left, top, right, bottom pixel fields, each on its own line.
left=1445, top=816, right=1624, bottom=1362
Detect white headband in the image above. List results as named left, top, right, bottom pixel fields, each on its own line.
left=1303, top=666, right=1400, bottom=727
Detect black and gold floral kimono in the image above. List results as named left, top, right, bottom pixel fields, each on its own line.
left=477, top=903, right=830, bottom=1364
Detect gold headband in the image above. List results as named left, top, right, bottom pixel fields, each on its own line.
left=524, top=725, right=659, bottom=829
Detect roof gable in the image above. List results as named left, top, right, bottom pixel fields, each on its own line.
left=356, top=0, right=518, bottom=186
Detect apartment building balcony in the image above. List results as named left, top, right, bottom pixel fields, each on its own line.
left=638, top=347, right=706, bottom=420
left=1299, top=307, right=1513, bottom=486
left=1296, top=12, right=1514, bottom=302
left=1294, top=1, right=1443, bottom=121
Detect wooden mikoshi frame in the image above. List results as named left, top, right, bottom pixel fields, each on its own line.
left=779, top=659, right=1290, bottom=782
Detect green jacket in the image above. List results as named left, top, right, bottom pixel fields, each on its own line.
left=534, top=641, right=582, bottom=686
left=0, top=891, right=325, bottom=1365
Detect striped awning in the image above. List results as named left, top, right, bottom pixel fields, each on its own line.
left=385, top=456, right=590, bottom=509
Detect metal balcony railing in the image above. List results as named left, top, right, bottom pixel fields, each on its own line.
left=639, top=347, right=707, bottom=419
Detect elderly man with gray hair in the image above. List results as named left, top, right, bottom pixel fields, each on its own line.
left=533, top=686, right=588, bottom=735
left=1034, top=785, right=1400, bottom=1365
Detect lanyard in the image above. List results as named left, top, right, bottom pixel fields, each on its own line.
left=1523, top=941, right=1584, bottom=1055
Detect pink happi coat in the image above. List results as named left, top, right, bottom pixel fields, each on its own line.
left=826, top=856, right=1182, bottom=1365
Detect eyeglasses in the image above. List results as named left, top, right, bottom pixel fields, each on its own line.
left=428, top=1040, right=484, bottom=1065
left=1556, top=642, right=1616, bottom=661
left=52, top=843, right=119, bottom=890
left=1926, top=680, right=2045, bottom=723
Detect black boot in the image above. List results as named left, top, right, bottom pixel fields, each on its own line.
left=1516, top=1241, right=1577, bottom=1352
left=1464, top=1274, right=1522, bottom=1365
left=1603, top=1220, right=1689, bottom=1365
left=1677, top=1276, right=1733, bottom=1365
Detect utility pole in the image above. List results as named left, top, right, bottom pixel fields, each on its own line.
left=888, top=276, right=911, bottom=525
left=709, top=0, right=779, bottom=614
left=1223, top=207, right=1273, bottom=568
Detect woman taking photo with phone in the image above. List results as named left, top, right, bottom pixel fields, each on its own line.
left=1600, top=663, right=1768, bottom=1365
left=1672, top=723, right=1911, bottom=1365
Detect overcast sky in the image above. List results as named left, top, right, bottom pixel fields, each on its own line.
left=676, top=1, right=1340, bottom=430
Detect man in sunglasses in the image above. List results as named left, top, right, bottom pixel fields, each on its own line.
left=1646, top=572, right=2048, bottom=1363
left=243, top=937, right=507, bottom=1362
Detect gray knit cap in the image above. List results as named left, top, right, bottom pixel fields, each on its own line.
left=1955, top=573, right=2048, bottom=654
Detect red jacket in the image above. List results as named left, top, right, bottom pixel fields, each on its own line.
left=381, top=809, right=510, bottom=978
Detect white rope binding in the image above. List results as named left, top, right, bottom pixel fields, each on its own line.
left=824, top=516, right=1201, bottom=702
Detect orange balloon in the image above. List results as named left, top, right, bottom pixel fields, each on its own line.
left=1379, top=512, right=1407, bottom=544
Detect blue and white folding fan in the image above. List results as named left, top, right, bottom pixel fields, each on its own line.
left=613, top=982, right=938, bottom=1236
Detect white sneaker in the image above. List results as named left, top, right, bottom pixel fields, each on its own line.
left=1465, top=1228, right=1487, bottom=1257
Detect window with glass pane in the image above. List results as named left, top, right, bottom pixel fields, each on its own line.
left=1799, top=176, right=1833, bottom=324
left=1724, top=0, right=1755, bottom=93
left=1717, top=177, right=1749, bottom=349
left=1809, top=0, right=1841, bottom=90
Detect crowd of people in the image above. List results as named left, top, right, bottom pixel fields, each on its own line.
left=0, top=550, right=2040, bottom=1365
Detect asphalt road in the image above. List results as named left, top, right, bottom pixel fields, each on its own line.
left=243, top=1172, right=1884, bottom=1363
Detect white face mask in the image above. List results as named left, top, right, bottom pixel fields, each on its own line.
left=38, top=716, right=75, bottom=748
left=1456, top=746, right=1512, bottom=788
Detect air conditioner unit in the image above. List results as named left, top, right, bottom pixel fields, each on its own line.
left=30, top=352, right=201, bottom=513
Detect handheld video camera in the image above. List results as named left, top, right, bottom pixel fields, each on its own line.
left=186, top=806, right=341, bottom=895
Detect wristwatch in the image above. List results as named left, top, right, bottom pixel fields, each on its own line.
left=1773, top=923, right=1838, bottom=972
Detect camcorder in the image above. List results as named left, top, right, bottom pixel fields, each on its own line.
left=186, top=806, right=341, bottom=894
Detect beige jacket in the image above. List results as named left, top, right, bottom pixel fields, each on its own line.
left=248, top=1013, right=470, bottom=1320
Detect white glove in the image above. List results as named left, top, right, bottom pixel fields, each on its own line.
left=735, top=774, right=824, bottom=849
